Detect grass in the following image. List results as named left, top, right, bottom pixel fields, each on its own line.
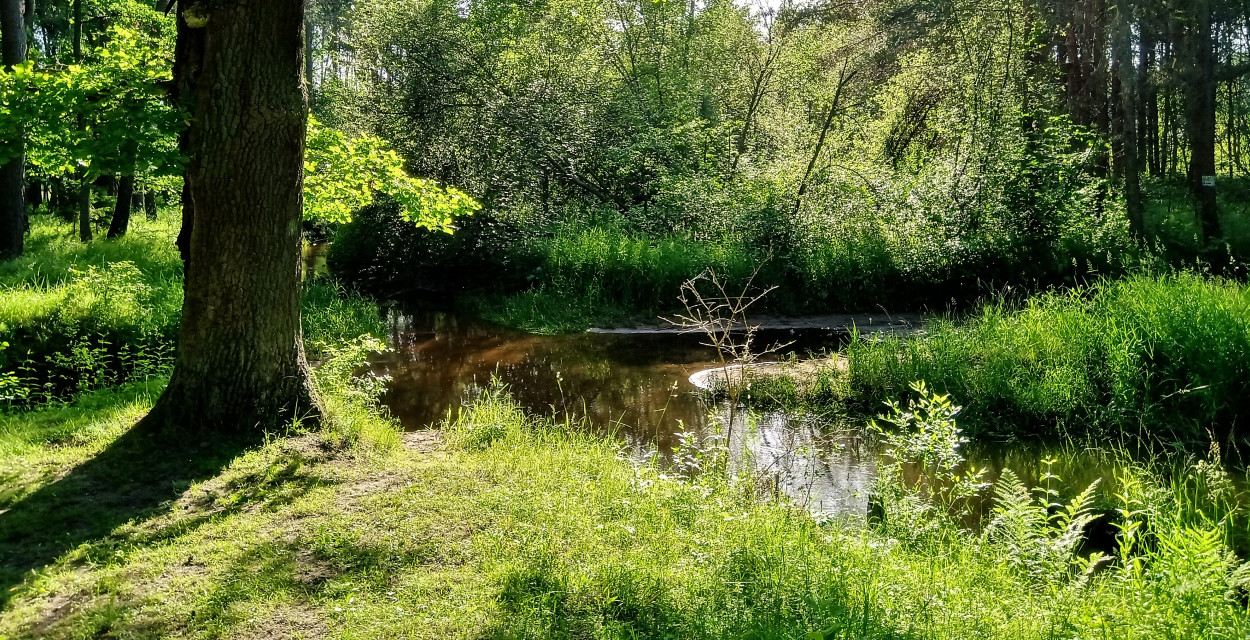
left=0, top=381, right=1246, bottom=638
left=0, top=214, right=385, bottom=405
left=839, top=273, right=1250, bottom=444
left=723, top=272, right=1250, bottom=447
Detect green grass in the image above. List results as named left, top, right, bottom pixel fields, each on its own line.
left=0, top=214, right=386, bottom=406
left=799, top=273, right=1250, bottom=444
left=0, top=382, right=1245, bottom=638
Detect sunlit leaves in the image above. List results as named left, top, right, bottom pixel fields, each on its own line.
left=0, top=23, right=180, bottom=181
left=304, top=118, right=479, bottom=231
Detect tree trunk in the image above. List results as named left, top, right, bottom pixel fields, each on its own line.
left=304, top=17, right=314, bottom=95
left=0, top=0, right=26, bottom=259
left=1180, top=0, right=1220, bottom=244
left=1113, top=0, right=1144, bottom=237
left=77, top=175, right=91, bottom=241
left=137, top=0, right=322, bottom=434
left=107, top=174, right=134, bottom=238
left=144, top=190, right=157, bottom=220
left=25, top=178, right=41, bottom=210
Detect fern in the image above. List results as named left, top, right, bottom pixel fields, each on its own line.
left=983, top=467, right=1105, bottom=585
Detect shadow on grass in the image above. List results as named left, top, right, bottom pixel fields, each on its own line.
left=0, top=423, right=265, bottom=607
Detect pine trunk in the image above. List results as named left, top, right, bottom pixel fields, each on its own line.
left=1114, top=0, right=1144, bottom=236
left=1182, top=0, right=1220, bottom=244
left=138, top=0, right=322, bottom=434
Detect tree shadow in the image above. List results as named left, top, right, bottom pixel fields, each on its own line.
left=0, top=423, right=266, bottom=606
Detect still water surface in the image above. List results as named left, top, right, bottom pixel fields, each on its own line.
left=369, top=309, right=1113, bottom=520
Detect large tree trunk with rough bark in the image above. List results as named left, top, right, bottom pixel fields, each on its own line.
left=0, top=0, right=26, bottom=259
left=138, top=0, right=322, bottom=434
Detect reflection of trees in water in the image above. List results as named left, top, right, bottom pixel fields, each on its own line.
left=717, top=405, right=875, bottom=519
left=369, top=311, right=1120, bottom=525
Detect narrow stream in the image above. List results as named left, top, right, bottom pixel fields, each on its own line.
left=368, top=308, right=1116, bottom=520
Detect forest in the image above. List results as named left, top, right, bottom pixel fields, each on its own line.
left=1, top=0, right=1250, bottom=637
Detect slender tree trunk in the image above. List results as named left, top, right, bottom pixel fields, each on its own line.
left=25, top=178, right=41, bottom=210
left=73, top=0, right=93, bottom=243
left=1180, top=0, right=1220, bottom=244
left=107, top=174, right=134, bottom=238
left=137, top=0, right=322, bottom=434
left=304, top=17, right=314, bottom=96
left=794, top=65, right=855, bottom=217
left=1114, top=0, right=1144, bottom=237
left=0, top=0, right=26, bottom=259
left=144, top=190, right=157, bottom=220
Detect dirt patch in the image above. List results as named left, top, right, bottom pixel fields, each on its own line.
left=233, top=603, right=329, bottom=640
left=27, top=586, right=93, bottom=638
left=293, top=549, right=338, bottom=589
left=402, top=429, right=443, bottom=453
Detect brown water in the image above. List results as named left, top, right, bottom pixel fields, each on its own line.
left=369, top=310, right=884, bottom=514
left=369, top=309, right=1119, bottom=520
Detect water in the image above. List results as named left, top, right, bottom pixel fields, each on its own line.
left=368, top=309, right=1119, bottom=520
left=369, top=309, right=882, bottom=515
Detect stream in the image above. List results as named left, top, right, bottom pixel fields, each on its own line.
left=368, top=308, right=1116, bottom=521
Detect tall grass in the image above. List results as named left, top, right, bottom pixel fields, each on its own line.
left=0, top=214, right=387, bottom=407
left=429, top=387, right=1250, bottom=639
left=844, top=273, right=1250, bottom=443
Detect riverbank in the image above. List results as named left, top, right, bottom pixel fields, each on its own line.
left=710, top=273, right=1250, bottom=447
left=2, top=380, right=1247, bottom=638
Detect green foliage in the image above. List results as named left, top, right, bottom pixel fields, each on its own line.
left=1, top=20, right=180, bottom=183
left=8, top=383, right=1248, bottom=638
left=304, top=118, right=479, bottom=230
left=845, top=273, right=1250, bottom=443
left=0, top=215, right=389, bottom=408
left=982, top=465, right=1105, bottom=586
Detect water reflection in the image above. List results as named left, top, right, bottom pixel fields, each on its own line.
left=370, top=309, right=1119, bottom=520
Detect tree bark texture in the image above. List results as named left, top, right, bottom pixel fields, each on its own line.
left=0, top=0, right=26, bottom=259
left=107, top=174, right=134, bottom=238
left=139, top=0, right=322, bottom=433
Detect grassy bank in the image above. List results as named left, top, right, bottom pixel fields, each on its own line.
left=1, top=381, right=1246, bottom=638
left=0, top=215, right=383, bottom=406
left=727, top=273, right=1250, bottom=446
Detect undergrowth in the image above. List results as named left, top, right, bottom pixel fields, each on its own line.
left=843, top=272, right=1250, bottom=444
left=0, top=214, right=386, bottom=408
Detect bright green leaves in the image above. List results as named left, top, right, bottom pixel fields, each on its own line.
left=304, top=118, right=479, bottom=232
left=0, top=22, right=180, bottom=182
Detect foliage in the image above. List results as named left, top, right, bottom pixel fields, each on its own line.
left=304, top=118, right=479, bottom=230
left=0, top=215, right=389, bottom=408
left=0, top=19, right=180, bottom=184
left=1, top=383, right=1247, bottom=638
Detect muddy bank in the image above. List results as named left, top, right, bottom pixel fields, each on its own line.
left=587, top=312, right=923, bottom=335
left=688, top=356, right=849, bottom=390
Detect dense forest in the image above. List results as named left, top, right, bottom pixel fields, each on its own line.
left=1, top=0, right=1250, bottom=638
